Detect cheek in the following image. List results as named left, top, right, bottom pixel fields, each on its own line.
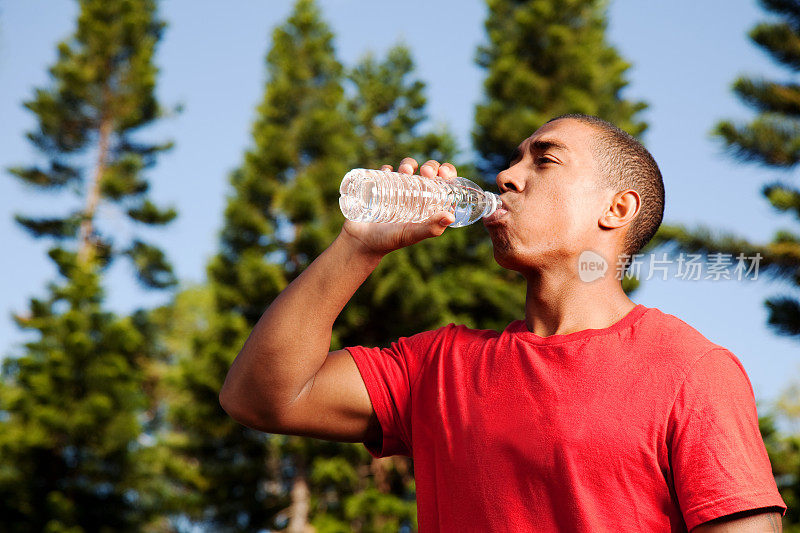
left=566, top=190, right=605, bottom=243
left=538, top=188, right=582, bottom=227
left=536, top=187, right=598, bottom=242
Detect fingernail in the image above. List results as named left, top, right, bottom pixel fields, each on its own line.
left=439, top=217, right=452, bottom=227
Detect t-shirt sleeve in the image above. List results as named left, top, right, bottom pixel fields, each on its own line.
left=345, top=326, right=451, bottom=458
left=668, top=347, right=787, bottom=530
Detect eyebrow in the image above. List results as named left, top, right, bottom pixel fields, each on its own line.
left=508, top=138, right=569, bottom=164
left=531, top=138, right=569, bottom=153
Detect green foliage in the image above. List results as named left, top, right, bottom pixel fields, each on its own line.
left=156, top=303, right=288, bottom=529
left=1, top=0, right=179, bottom=530
left=348, top=45, right=455, bottom=167
left=715, top=114, right=800, bottom=167
left=0, top=255, right=176, bottom=531
left=472, top=0, right=648, bottom=177
left=713, top=0, right=800, bottom=169
left=342, top=488, right=417, bottom=533
left=761, top=394, right=800, bottom=531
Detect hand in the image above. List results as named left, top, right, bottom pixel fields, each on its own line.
left=340, top=157, right=458, bottom=257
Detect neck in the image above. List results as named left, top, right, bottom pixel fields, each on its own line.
left=522, top=267, right=635, bottom=337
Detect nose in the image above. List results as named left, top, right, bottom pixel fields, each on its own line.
left=496, top=168, right=525, bottom=193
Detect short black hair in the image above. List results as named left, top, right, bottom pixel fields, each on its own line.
left=546, top=113, right=665, bottom=259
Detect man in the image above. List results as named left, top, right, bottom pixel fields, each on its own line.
left=220, top=114, right=787, bottom=531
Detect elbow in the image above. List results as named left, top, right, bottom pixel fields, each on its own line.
left=219, top=387, right=260, bottom=429
left=219, top=380, right=244, bottom=423
left=219, top=373, right=253, bottom=424
left=218, top=382, right=236, bottom=418
left=219, top=375, right=282, bottom=432
left=218, top=351, right=256, bottom=424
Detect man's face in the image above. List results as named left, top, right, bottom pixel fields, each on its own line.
left=483, top=118, right=615, bottom=274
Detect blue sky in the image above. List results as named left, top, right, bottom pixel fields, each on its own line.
left=1, top=0, right=798, bottom=407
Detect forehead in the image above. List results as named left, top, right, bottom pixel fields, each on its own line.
left=523, top=118, right=597, bottom=156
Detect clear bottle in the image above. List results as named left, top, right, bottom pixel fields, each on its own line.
left=339, top=168, right=502, bottom=227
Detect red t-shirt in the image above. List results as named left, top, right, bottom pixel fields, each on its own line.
left=345, top=304, right=786, bottom=531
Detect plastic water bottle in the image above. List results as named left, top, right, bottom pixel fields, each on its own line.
left=339, top=168, right=503, bottom=227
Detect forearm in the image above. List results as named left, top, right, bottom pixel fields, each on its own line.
left=220, top=230, right=383, bottom=416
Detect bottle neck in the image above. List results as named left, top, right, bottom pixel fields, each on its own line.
left=484, top=191, right=502, bottom=216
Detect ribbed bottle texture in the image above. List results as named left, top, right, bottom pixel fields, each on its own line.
left=339, top=168, right=502, bottom=227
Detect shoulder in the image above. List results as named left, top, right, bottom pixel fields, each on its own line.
left=632, top=306, right=730, bottom=374
left=677, top=347, right=754, bottom=402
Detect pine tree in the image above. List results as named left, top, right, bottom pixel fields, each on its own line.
left=0, top=0, right=178, bottom=530
left=348, top=45, right=457, bottom=169
left=653, top=2, right=800, bottom=525
left=160, top=1, right=359, bottom=529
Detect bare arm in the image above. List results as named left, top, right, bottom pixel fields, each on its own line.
left=219, top=230, right=383, bottom=438
left=219, top=158, right=457, bottom=442
left=693, top=509, right=782, bottom=532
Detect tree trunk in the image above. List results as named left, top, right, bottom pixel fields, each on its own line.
left=370, top=456, right=392, bottom=493
left=287, top=463, right=314, bottom=533
left=77, top=114, right=112, bottom=264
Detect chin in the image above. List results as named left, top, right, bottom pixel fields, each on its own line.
left=492, top=246, right=525, bottom=272
left=491, top=241, right=562, bottom=274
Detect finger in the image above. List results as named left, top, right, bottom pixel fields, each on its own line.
left=398, top=157, right=418, bottom=175
left=437, top=211, right=455, bottom=227
left=430, top=211, right=455, bottom=237
left=439, top=162, right=457, bottom=179
left=380, top=164, right=393, bottom=172
left=408, top=211, right=455, bottom=242
left=420, top=160, right=441, bottom=178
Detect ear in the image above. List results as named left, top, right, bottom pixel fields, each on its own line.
left=599, top=189, right=640, bottom=230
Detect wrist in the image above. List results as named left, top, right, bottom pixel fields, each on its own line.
left=335, top=229, right=386, bottom=266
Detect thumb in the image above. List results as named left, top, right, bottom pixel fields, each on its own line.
left=430, top=212, right=455, bottom=235
left=406, top=212, right=454, bottom=243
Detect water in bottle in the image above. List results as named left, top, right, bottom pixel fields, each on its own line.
left=339, top=168, right=503, bottom=227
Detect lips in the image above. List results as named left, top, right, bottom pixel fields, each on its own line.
left=483, top=207, right=509, bottom=226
